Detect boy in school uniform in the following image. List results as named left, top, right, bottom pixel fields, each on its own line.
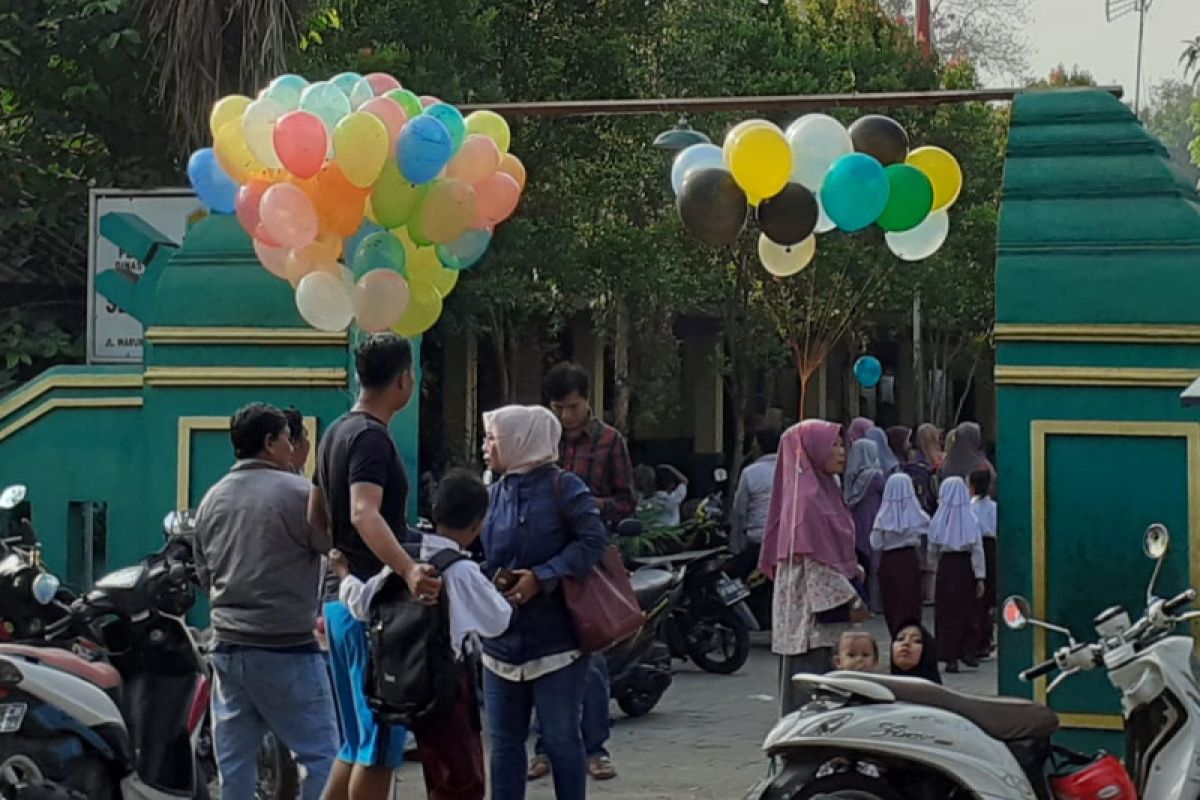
left=329, top=470, right=512, bottom=800
left=969, top=469, right=999, bottom=660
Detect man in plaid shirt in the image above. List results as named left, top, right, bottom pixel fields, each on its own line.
left=527, top=362, right=635, bottom=783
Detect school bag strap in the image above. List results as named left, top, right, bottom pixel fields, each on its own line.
left=427, top=548, right=471, bottom=574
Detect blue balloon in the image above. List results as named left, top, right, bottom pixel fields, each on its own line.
left=186, top=148, right=237, bottom=214
left=264, top=73, right=309, bottom=109
left=436, top=228, right=492, bottom=271
left=398, top=116, right=453, bottom=185
left=853, top=356, right=883, bottom=389
left=670, top=144, right=724, bottom=195
left=820, top=153, right=890, bottom=232
left=330, top=71, right=364, bottom=98
left=424, top=103, right=466, bottom=155
left=345, top=220, right=386, bottom=268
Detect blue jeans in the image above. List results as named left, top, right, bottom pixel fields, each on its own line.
left=484, top=656, right=589, bottom=800
left=534, top=654, right=611, bottom=759
left=211, top=647, right=339, bottom=800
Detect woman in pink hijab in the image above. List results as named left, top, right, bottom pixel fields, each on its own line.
left=760, top=419, right=866, bottom=715
left=845, top=417, right=874, bottom=449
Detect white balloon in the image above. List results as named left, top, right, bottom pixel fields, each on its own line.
left=295, top=271, right=354, bottom=332
left=815, top=197, right=837, bottom=234
left=885, top=210, right=950, bottom=262
left=758, top=233, right=816, bottom=277
left=242, top=97, right=286, bottom=169
left=785, top=114, right=853, bottom=192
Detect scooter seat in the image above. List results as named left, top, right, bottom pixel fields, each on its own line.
left=0, top=644, right=121, bottom=690
left=829, top=671, right=1060, bottom=742
left=630, top=568, right=674, bottom=610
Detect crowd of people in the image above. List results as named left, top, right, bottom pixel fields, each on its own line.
left=190, top=337, right=635, bottom=800
left=728, top=416, right=998, bottom=714
left=186, top=329, right=999, bottom=798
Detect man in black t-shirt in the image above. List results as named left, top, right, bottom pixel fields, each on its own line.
left=309, top=334, right=442, bottom=800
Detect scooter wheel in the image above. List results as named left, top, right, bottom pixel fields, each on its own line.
left=688, top=610, right=750, bottom=675
left=794, top=772, right=905, bottom=799
left=617, top=688, right=665, bottom=718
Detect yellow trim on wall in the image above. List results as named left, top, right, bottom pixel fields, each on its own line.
left=996, top=324, right=1200, bottom=344
left=176, top=415, right=318, bottom=510
left=146, top=367, right=346, bottom=388
left=0, top=398, right=143, bottom=443
left=0, top=374, right=142, bottom=421
left=146, top=327, right=348, bottom=346
left=997, top=366, right=1198, bottom=387
left=1030, top=420, right=1200, bottom=729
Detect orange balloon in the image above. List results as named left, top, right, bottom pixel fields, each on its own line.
left=315, top=163, right=368, bottom=236
left=497, top=154, right=527, bottom=190
left=286, top=235, right=342, bottom=287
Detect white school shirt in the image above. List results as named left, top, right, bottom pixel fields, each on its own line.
left=869, top=521, right=928, bottom=553
left=338, top=533, right=513, bottom=658
left=971, top=496, right=997, bottom=539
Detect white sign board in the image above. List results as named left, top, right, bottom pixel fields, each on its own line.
left=87, top=189, right=205, bottom=363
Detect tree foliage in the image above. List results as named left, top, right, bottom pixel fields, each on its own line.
left=1143, top=80, right=1200, bottom=182
left=877, top=0, right=1032, bottom=81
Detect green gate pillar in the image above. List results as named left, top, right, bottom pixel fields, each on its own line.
left=995, top=89, right=1200, bottom=751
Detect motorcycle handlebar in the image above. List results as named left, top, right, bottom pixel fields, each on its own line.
left=1163, top=589, right=1196, bottom=615
left=1019, top=659, right=1057, bottom=682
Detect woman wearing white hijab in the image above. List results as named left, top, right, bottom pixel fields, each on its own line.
left=928, top=477, right=985, bottom=673
left=870, top=473, right=930, bottom=637
left=479, top=406, right=609, bottom=800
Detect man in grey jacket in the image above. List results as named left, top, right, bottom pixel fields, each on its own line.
left=194, top=403, right=338, bottom=800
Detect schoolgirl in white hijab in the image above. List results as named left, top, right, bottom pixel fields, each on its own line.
left=870, top=473, right=930, bottom=636
left=928, top=477, right=985, bottom=672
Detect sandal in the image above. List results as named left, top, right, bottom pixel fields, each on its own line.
left=527, top=755, right=551, bottom=781
left=588, top=754, right=617, bottom=781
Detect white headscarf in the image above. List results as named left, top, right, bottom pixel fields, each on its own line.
left=482, top=405, right=562, bottom=475
left=874, top=473, right=930, bottom=533
left=929, top=477, right=982, bottom=549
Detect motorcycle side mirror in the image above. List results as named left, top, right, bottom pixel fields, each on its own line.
left=1002, top=596, right=1031, bottom=630
left=616, top=519, right=644, bottom=538
left=1144, top=524, right=1170, bottom=560
left=162, top=512, right=180, bottom=539
left=31, top=572, right=60, bottom=605
left=0, top=485, right=27, bottom=511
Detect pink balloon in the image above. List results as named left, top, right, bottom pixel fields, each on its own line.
left=235, top=179, right=271, bottom=236
left=253, top=224, right=280, bottom=247
left=273, top=111, right=328, bottom=179
left=365, top=72, right=402, bottom=95
left=259, top=183, right=319, bottom=248
left=354, top=269, right=411, bottom=332
left=473, top=172, right=521, bottom=227
left=420, top=95, right=441, bottom=108
left=359, top=97, right=409, bottom=145
left=446, top=135, right=501, bottom=183
left=253, top=239, right=289, bottom=279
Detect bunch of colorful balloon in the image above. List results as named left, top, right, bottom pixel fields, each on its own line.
left=671, top=113, right=961, bottom=277
left=186, top=72, right=525, bottom=334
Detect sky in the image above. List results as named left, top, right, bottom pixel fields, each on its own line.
left=1017, top=0, right=1200, bottom=103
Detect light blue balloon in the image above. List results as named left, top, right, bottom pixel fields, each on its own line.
left=670, top=144, right=724, bottom=195
left=299, top=81, right=352, bottom=136
left=853, top=356, right=883, bottom=389
left=265, top=74, right=308, bottom=110
left=397, top=116, right=453, bottom=185
left=436, top=228, right=492, bottom=271
left=345, top=220, right=386, bottom=269
left=424, top=103, right=466, bottom=155
left=349, top=77, right=375, bottom=109
left=186, top=148, right=237, bottom=214
left=331, top=71, right=364, bottom=98
left=819, top=153, right=890, bottom=232
left=352, top=232, right=408, bottom=279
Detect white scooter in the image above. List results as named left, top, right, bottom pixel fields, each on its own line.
left=746, top=522, right=1197, bottom=800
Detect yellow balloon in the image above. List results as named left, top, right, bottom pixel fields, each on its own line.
left=758, top=233, right=815, bottom=277
left=722, top=119, right=773, bottom=168
left=333, top=112, right=390, bottom=188
left=392, top=276, right=444, bottom=337
left=464, top=110, right=511, bottom=154
left=395, top=229, right=459, bottom=297
left=906, top=146, right=963, bottom=212
left=725, top=123, right=791, bottom=205
left=210, top=95, right=252, bottom=140
left=213, top=119, right=266, bottom=183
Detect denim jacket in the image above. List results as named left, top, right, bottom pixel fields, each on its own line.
left=481, top=465, right=608, bottom=665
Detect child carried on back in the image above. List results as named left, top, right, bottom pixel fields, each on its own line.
left=329, top=470, right=511, bottom=800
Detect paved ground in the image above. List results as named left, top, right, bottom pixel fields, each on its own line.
left=385, top=612, right=999, bottom=800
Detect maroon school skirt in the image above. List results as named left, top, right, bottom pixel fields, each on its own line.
left=878, top=546, right=922, bottom=638
left=935, top=551, right=978, bottom=664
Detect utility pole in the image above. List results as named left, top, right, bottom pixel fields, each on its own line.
left=916, top=0, right=932, bottom=56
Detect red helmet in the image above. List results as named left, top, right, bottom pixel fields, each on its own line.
left=1050, top=754, right=1136, bottom=800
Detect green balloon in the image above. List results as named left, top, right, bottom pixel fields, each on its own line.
left=352, top=232, right=407, bottom=280
left=407, top=212, right=434, bottom=247
left=371, top=160, right=428, bottom=228
left=877, top=164, right=934, bottom=233
left=386, top=89, right=424, bottom=120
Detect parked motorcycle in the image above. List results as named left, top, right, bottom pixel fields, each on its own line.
left=634, top=546, right=756, bottom=675
left=745, top=522, right=1195, bottom=799
left=0, top=489, right=206, bottom=799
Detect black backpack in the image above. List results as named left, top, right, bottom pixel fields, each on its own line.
left=365, top=548, right=470, bottom=727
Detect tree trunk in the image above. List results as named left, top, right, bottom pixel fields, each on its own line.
left=612, top=298, right=631, bottom=436
left=488, top=310, right=511, bottom=404
left=953, top=353, right=980, bottom=426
